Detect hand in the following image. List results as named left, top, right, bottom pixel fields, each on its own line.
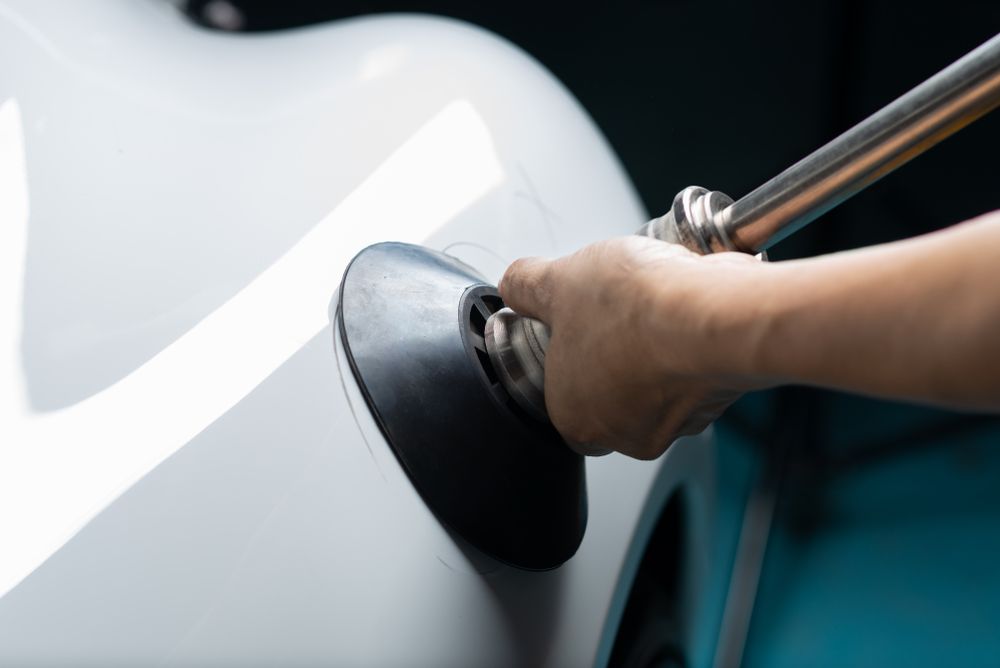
left=499, top=236, right=770, bottom=459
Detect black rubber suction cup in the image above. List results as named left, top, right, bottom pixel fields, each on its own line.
left=337, top=242, right=586, bottom=570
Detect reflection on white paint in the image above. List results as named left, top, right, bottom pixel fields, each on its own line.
left=358, top=44, right=410, bottom=82
left=0, top=99, right=505, bottom=597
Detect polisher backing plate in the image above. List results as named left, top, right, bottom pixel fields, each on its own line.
left=337, top=242, right=586, bottom=570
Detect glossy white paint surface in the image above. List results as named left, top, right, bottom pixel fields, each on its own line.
left=0, top=2, right=715, bottom=665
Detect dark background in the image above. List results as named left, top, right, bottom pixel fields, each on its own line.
left=184, top=2, right=1000, bottom=665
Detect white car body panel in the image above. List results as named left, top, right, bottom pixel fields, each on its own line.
left=0, top=2, right=715, bottom=665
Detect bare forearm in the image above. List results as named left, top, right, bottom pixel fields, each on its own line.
left=731, top=212, right=1000, bottom=410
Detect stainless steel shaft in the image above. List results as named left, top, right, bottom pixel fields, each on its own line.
left=679, top=31, right=1000, bottom=255
left=486, top=32, right=1000, bottom=423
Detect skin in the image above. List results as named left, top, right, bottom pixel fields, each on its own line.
left=499, top=210, right=1000, bottom=459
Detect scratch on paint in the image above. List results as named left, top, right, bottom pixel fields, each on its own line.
left=436, top=555, right=459, bottom=573
left=513, top=162, right=562, bottom=250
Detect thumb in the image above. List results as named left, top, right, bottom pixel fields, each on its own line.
left=498, top=256, right=555, bottom=321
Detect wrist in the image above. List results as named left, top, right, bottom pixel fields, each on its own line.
left=697, top=256, right=785, bottom=387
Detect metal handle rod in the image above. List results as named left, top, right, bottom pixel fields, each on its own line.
left=718, top=32, right=1000, bottom=254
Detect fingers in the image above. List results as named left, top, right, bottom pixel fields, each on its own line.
left=499, top=256, right=555, bottom=321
